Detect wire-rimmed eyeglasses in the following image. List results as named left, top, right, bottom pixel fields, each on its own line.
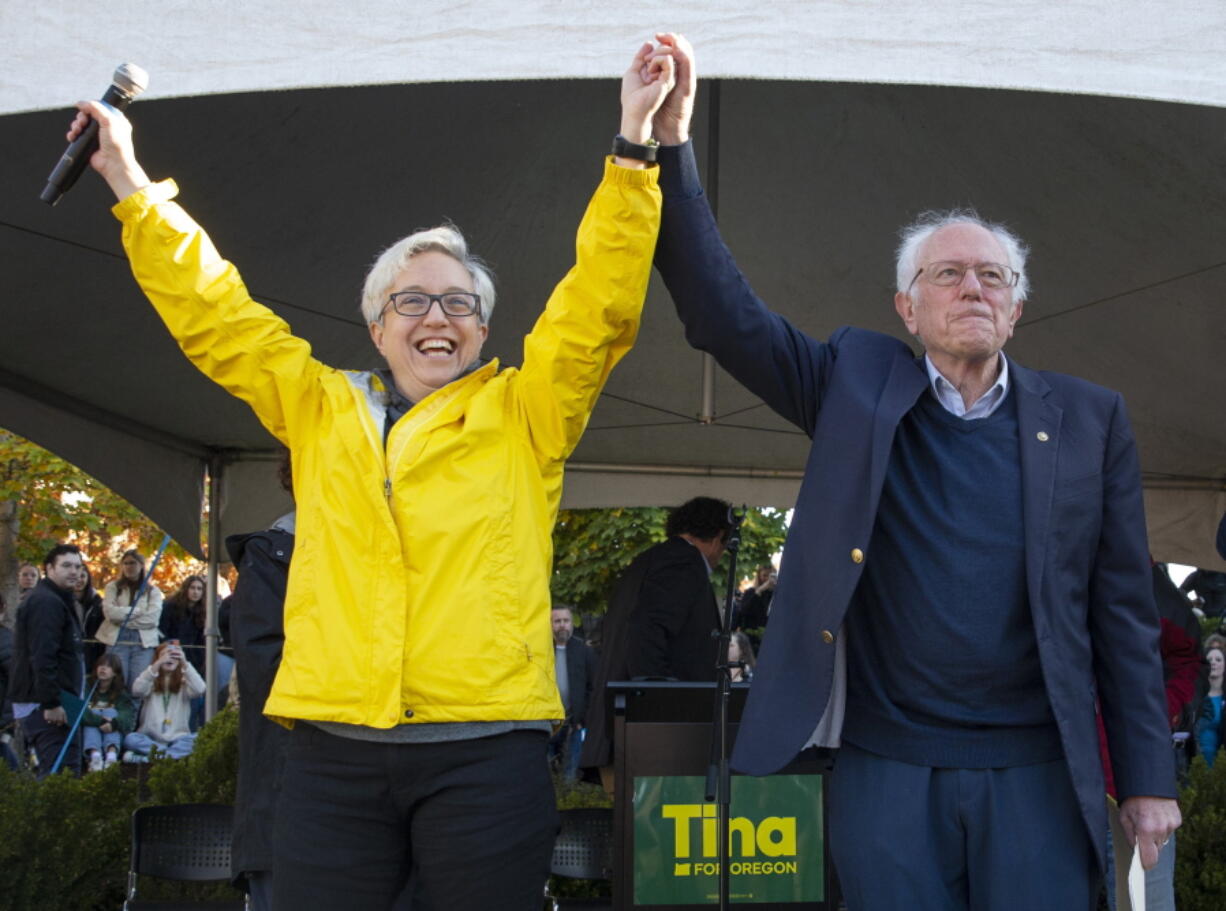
left=908, top=261, right=1019, bottom=292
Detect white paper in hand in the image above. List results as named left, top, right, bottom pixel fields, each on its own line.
left=1127, top=842, right=1145, bottom=911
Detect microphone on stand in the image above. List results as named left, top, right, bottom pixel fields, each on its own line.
left=40, top=63, right=149, bottom=206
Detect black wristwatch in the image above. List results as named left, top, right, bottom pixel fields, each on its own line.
left=611, top=134, right=660, bottom=163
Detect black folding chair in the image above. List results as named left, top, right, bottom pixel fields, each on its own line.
left=545, top=807, right=613, bottom=911
left=124, top=803, right=247, bottom=910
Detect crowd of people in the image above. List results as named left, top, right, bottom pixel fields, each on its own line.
left=0, top=550, right=232, bottom=774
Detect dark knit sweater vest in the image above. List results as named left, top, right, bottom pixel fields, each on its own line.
left=841, top=387, right=1062, bottom=768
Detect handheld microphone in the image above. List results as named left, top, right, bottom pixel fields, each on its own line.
left=40, top=63, right=149, bottom=206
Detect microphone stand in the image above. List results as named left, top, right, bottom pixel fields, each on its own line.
left=704, top=506, right=745, bottom=911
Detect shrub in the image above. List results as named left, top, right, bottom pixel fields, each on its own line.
left=0, top=762, right=137, bottom=911
left=1175, top=754, right=1226, bottom=908
left=0, top=717, right=686, bottom=908
left=0, top=707, right=241, bottom=911
left=145, top=701, right=239, bottom=805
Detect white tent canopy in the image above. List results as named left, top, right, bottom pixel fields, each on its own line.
left=6, top=1, right=1226, bottom=114
left=2, top=1, right=1224, bottom=571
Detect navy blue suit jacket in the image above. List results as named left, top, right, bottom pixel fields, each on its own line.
left=653, top=141, right=1175, bottom=860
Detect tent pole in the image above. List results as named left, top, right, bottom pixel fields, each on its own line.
left=700, top=355, right=716, bottom=424
left=204, top=453, right=224, bottom=721
left=699, top=79, right=722, bottom=425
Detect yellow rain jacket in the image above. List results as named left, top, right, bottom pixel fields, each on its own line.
left=113, top=159, right=661, bottom=728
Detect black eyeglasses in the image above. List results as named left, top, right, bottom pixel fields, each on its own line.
left=384, top=291, right=482, bottom=319
left=908, top=261, right=1019, bottom=292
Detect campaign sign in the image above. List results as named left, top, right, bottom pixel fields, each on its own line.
left=632, top=774, right=823, bottom=905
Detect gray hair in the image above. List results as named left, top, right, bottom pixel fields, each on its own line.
left=360, top=224, right=496, bottom=325
left=895, top=209, right=1030, bottom=302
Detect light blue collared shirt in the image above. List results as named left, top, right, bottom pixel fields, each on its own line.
left=923, top=353, right=1010, bottom=420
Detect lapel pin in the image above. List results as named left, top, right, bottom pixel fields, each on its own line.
left=1036, top=431, right=1050, bottom=442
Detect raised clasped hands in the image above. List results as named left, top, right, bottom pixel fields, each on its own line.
left=618, top=40, right=678, bottom=158
left=648, top=33, right=696, bottom=146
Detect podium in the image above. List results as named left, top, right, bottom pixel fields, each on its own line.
left=607, top=681, right=836, bottom=910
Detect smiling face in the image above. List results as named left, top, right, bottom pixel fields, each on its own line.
left=894, top=223, right=1023, bottom=369
left=368, top=251, right=488, bottom=404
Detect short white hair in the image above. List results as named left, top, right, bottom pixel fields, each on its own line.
left=360, top=224, right=496, bottom=325
left=895, top=209, right=1030, bottom=302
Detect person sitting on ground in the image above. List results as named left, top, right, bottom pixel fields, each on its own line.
left=99, top=549, right=164, bottom=689
left=82, top=652, right=135, bottom=771
left=160, top=574, right=209, bottom=728
left=729, top=631, right=756, bottom=683
left=124, top=640, right=205, bottom=761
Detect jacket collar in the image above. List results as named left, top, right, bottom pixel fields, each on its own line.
left=34, top=577, right=83, bottom=632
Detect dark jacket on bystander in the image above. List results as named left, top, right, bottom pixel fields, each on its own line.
left=225, top=520, right=294, bottom=891
left=9, top=578, right=85, bottom=709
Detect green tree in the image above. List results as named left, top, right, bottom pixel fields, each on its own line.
left=550, top=505, right=789, bottom=622
left=0, top=429, right=203, bottom=609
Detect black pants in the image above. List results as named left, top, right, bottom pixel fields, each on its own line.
left=20, top=711, right=80, bottom=778
left=273, top=725, right=557, bottom=911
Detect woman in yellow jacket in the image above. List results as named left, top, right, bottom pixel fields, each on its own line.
left=69, top=39, right=678, bottom=911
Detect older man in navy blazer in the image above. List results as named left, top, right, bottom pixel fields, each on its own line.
left=645, top=35, right=1180, bottom=911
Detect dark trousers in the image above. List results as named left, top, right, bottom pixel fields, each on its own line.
left=548, top=722, right=583, bottom=781
left=828, top=742, right=1098, bottom=911
left=20, top=711, right=80, bottom=778
left=272, top=725, right=557, bottom=911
